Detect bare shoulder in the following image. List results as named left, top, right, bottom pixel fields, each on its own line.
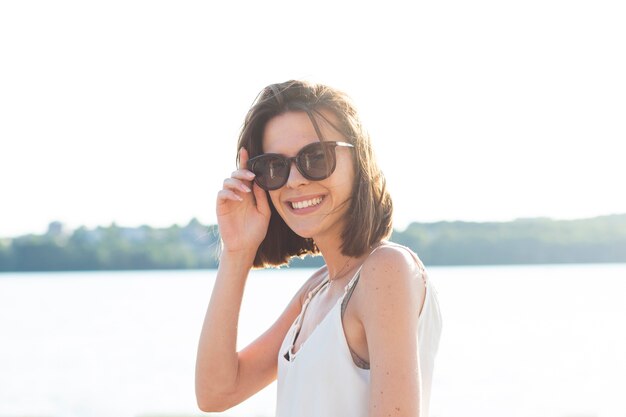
left=354, top=244, right=426, bottom=319
left=361, top=243, right=424, bottom=287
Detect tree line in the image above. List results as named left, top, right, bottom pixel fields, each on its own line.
left=1, top=214, right=625, bottom=272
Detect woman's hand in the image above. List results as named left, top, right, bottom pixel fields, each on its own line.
left=216, top=148, right=271, bottom=255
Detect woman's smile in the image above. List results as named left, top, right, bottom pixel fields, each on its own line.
left=284, top=194, right=326, bottom=214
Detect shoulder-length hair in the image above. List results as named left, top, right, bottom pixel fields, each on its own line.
left=237, top=80, right=393, bottom=268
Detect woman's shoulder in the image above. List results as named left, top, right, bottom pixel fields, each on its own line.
left=362, top=241, right=425, bottom=277
left=355, top=241, right=426, bottom=310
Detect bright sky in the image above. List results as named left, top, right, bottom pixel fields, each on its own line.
left=1, top=0, right=624, bottom=238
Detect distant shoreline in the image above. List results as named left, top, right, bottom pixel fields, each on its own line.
left=1, top=214, right=625, bottom=272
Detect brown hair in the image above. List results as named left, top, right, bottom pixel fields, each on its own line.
left=237, top=80, right=393, bottom=268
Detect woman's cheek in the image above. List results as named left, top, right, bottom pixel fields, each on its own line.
left=269, top=191, right=284, bottom=216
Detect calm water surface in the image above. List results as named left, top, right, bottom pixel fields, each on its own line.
left=1, top=264, right=625, bottom=417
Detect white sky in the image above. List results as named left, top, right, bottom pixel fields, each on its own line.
left=1, top=0, right=624, bottom=238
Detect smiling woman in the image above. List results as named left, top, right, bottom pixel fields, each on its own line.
left=195, top=80, right=443, bottom=417
left=260, top=111, right=356, bottom=252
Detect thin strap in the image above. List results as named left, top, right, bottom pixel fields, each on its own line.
left=337, top=243, right=387, bottom=370
left=340, top=272, right=370, bottom=369
left=341, top=242, right=387, bottom=294
left=284, top=277, right=330, bottom=361
left=293, top=278, right=329, bottom=341
left=339, top=242, right=428, bottom=369
left=341, top=274, right=360, bottom=319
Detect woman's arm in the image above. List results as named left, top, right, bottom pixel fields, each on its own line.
left=195, top=254, right=323, bottom=412
left=194, top=249, right=253, bottom=411
left=357, top=246, right=427, bottom=417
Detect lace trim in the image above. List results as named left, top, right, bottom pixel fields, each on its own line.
left=285, top=277, right=330, bottom=361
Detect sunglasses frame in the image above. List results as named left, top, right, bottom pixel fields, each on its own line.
left=247, top=141, right=355, bottom=191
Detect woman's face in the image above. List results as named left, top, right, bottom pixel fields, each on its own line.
left=261, top=110, right=355, bottom=244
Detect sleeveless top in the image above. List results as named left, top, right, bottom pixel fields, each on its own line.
left=276, top=243, right=443, bottom=417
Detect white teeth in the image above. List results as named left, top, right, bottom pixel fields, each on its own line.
left=291, top=197, right=323, bottom=210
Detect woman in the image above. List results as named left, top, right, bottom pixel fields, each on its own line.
left=195, top=80, right=442, bottom=417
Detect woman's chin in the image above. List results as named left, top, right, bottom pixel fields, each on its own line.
left=289, top=226, right=316, bottom=240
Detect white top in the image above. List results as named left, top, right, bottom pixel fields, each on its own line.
left=276, top=244, right=443, bottom=417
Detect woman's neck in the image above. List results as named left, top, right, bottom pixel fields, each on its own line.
left=314, top=236, right=370, bottom=282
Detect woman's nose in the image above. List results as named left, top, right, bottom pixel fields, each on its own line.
left=285, top=161, right=309, bottom=189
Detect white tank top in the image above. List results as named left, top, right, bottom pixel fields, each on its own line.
left=276, top=244, right=443, bottom=417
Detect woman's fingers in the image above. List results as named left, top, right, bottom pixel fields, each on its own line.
left=223, top=177, right=252, bottom=193
left=252, top=181, right=271, bottom=217
left=221, top=148, right=256, bottom=196
left=218, top=147, right=268, bottom=215
left=239, top=147, right=250, bottom=170
left=230, top=169, right=255, bottom=181
left=217, top=189, right=243, bottom=202
left=229, top=147, right=255, bottom=190
left=239, top=148, right=270, bottom=217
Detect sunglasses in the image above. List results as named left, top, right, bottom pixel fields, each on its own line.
left=247, top=141, right=355, bottom=191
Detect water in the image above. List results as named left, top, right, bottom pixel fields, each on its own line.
left=1, top=264, right=625, bottom=417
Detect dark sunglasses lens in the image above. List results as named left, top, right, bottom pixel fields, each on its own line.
left=253, top=156, right=289, bottom=190
left=299, top=143, right=334, bottom=179
left=250, top=143, right=340, bottom=190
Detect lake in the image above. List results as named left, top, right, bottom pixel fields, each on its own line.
left=1, top=263, right=625, bottom=417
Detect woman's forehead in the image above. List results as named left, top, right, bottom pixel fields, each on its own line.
left=262, top=110, right=344, bottom=154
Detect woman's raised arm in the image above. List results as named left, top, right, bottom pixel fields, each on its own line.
left=195, top=250, right=321, bottom=411
left=195, top=147, right=320, bottom=411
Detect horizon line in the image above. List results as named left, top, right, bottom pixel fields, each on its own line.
left=2, top=212, right=625, bottom=239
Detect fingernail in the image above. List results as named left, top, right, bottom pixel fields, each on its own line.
left=240, top=184, right=251, bottom=193
left=245, top=171, right=255, bottom=179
